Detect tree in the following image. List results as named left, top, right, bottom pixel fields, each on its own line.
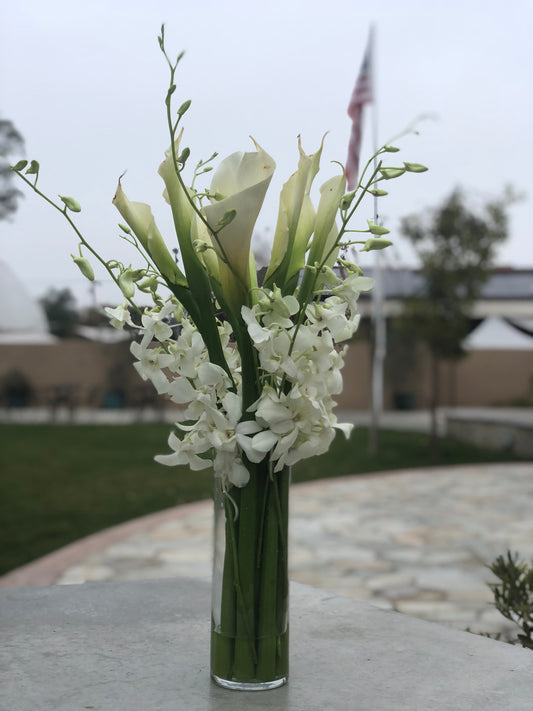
left=40, top=288, right=79, bottom=338
left=0, top=118, right=24, bottom=221
left=400, top=188, right=512, bottom=454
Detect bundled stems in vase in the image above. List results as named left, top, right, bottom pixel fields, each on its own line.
left=212, top=461, right=290, bottom=689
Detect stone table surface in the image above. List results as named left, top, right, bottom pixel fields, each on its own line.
left=1, top=578, right=533, bottom=711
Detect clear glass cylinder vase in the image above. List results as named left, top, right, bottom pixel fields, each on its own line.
left=211, top=462, right=290, bottom=691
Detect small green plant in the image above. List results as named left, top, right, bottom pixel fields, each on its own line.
left=489, top=551, right=533, bottom=650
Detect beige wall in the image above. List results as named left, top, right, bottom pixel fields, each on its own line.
left=335, top=342, right=373, bottom=409
left=339, top=342, right=533, bottom=410
left=445, top=351, right=533, bottom=407
left=0, top=340, right=140, bottom=407
left=1, top=339, right=532, bottom=410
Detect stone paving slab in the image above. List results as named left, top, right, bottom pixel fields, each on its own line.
left=4, top=463, right=532, bottom=640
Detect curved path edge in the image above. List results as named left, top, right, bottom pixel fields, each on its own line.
left=1, top=463, right=529, bottom=589
left=0, top=500, right=211, bottom=588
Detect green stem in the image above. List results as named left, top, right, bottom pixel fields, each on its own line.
left=13, top=172, right=142, bottom=316
left=211, top=493, right=236, bottom=680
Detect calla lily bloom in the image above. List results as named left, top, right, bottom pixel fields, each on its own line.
left=202, top=139, right=275, bottom=314
left=264, top=136, right=323, bottom=294
left=112, top=181, right=187, bottom=287
left=158, top=136, right=196, bottom=266
left=298, top=170, right=346, bottom=305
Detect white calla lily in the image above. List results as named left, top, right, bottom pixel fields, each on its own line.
left=309, top=172, right=346, bottom=266
left=299, top=170, right=346, bottom=303
left=112, top=181, right=187, bottom=287
left=202, top=139, right=275, bottom=312
left=264, top=136, right=324, bottom=292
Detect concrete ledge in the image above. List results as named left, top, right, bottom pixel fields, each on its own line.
left=447, top=414, right=533, bottom=458
left=1, top=579, right=532, bottom=710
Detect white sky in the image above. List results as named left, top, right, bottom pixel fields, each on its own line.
left=1, top=0, right=532, bottom=307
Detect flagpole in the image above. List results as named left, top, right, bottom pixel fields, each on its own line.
left=368, top=24, right=386, bottom=454
left=344, top=26, right=385, bottom=452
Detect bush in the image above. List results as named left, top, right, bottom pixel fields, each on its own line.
left=489, top=551, right=533, bottom=650
left=0, top=370, right=33, bottom=407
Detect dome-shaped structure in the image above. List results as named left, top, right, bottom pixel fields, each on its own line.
left=0, top=260, right=55, bottom=343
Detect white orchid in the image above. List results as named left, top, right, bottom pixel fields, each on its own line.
left=140, top=311, right=173, bottom=348
left=130, top=341, right=175, bottom=395
left=104, top=303, right=134, bottom=330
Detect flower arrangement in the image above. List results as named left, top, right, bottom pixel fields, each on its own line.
left=12, top=27, right=426, bottom=690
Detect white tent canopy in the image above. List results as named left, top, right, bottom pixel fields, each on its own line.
left=464, top=317, right=533, bottom=350
left=0, top=260, right=56, bottom=343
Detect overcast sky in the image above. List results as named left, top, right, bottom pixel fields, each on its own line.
left=1, top=0, right=531, bottom=307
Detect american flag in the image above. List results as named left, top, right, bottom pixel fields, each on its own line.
left=345, top=31, right=374, bottom=190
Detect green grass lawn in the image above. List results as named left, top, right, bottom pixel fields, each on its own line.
left=0, top=423, right=527, bottom=577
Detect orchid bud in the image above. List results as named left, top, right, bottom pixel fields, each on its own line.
left=118, top=270, right=135, bottom=299
left=25, top=160, right=40, bottom=176
left=165, top=84, right=176, bottom=106
left=361, top=237, right=393, bottom=252
left=217, top=209, right=237, bottom=229
left=71, top=255, right=95, bottom=281
left=366, top=220, right=390, bottom=235
left=118, top=223, right=131, bottom=234
left=178, top=147, right=190, bottom=165
left=177, top=99, right=191, bottom=116
left=340, top=190, right=356, bottom=211
left=383, top=145, right=400, bottom=153
left=193, top=240, right=209, bottom=253
left=338, top=258, right=364, bottom=275
left=12, top=160, right=28, bottom=171
left=403, top=162, right=428, bottom=173
left=130, top=268, right=145, bottom=281
left=138, top=276, right=159, bottom=292
left=60, top=195, right=82, bottom=212
left=368, top=189, right=388, bottom=196
left=319, top=265, right=341, bottom=288
left=379, top=167, right=406, bottom=180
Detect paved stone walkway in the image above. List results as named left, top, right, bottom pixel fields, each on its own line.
left=32, top=462, right=531, bottom=639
